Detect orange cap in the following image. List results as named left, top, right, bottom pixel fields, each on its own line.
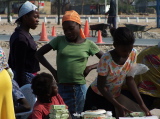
left=62, top=10, right=81, bottom=24
left=62, top=10, right=85, bottom=39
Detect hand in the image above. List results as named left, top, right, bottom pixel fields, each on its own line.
left=139, top=104, right=152, bottom=116
left=6, top=68, right=14, bottom=79
left=83, top=66, right=91, bottom=77
left=105, top=12, right=109, bottom=15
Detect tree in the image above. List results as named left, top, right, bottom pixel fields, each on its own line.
left=81, top=0, right=84, bottom=14
left=118, top=0, right=136, bottom=14
left=7, top=0, right=11, bottom=23
left=135, top=0, right=148, bottom=13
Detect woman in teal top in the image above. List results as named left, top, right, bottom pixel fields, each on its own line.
left=35, top=10, right=103, bottom=119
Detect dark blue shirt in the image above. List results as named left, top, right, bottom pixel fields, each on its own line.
left=108, top=0, right=116, bottom=16
left=8, top=27, right=40, bottom=86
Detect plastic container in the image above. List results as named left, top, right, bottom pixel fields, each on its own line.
left=83, top=109, right=106, bottom=119
left=106, top=111, right=113, bottom=119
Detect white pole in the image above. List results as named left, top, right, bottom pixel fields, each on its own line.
left=145, top=17, right=148, bottom=23
left=88, top=17, right=91, bottom=23
left=98, top=17, right=101, bottom=22
left=116, top=0, right=118, bottom=28
left=117, top=16, right=120, bottom=22
left=55, top=16, right=58, bottom=23
left=10, top=15, right=12, bottom=23
left=136, top=17, right=139, bottom=22
left=127, top=17, right=130, bottom=22
left=105, top=0, right=107, bottom=12
left=44, top=17, right=47, bottom=23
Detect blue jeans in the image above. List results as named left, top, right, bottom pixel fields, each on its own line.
left=13, top=71, right=35, bottom=87
left=58, top=84, right=87, bottom=119
left=107, top=16, right=116, bottom=28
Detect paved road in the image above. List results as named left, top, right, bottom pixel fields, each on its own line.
left=1, top=15, right=158, bottom=46
left=0, top=35, right=159, bottom=46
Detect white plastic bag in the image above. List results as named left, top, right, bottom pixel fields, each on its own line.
left=127, top=63, right=149, bottom=78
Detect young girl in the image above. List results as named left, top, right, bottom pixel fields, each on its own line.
left=35, top=10, right=103, bottom=118
left=29, top=72, right=67, bottom=119
left=84, top=27, right=151, bottom=118
left=8, top=1, right=40, bottom=87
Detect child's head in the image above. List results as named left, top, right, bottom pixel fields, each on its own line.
left=31, top=72, right=58, bottom=103
left=16, top=1, right=39, bottom=29
left=62, top=10, right=85, bottom=40
left=111, top=27, right=135, bottom=58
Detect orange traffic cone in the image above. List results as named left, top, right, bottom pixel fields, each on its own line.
left=84, top=20, right=90, bottom=37
left=95, top=30, right=105, bottom=44
left=51, top=26, right=56, bottom=36
left=39, top=22, right=49, bottom=41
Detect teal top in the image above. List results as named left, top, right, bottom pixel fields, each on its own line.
left=49, top=36, right=100, bottom=84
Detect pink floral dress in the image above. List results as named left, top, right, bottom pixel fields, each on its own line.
left=91, top=48, right=137, bottom=98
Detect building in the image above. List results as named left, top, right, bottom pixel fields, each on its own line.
left=0, top=0, right=51, bottom=15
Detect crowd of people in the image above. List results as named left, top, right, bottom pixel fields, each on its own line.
left=0, top=1, right=160, bottom=119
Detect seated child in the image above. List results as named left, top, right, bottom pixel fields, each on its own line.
left=29, top=72, right=68, bottom=119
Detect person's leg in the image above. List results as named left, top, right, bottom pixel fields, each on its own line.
left=121, top=89, right=155, bottom=110
left=13, top=71, right=35, bottom=87
left=75, top=84, right=87, bottom=114
left=84, top=86, right=116, bottom=116
left=112, top=16, right=116, bottom=28
left=58, top=84, right=87, bottom=119
left=25, top=72, right=35, bottom=84
left=58, top=84, right=75, bottom=117
left=121, top=90, right=137, bottom=103
left=107, top=16, right=112, bottom=28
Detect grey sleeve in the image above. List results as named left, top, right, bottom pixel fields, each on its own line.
left=12, top=79, right=25, bottom=101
